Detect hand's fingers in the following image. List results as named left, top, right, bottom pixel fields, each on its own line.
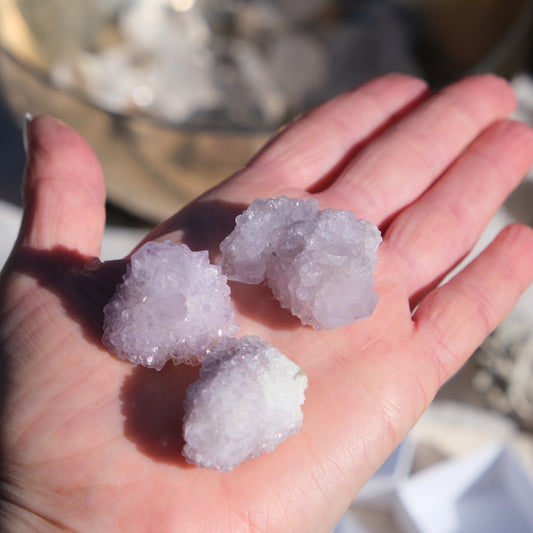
left=17, top=115, right=106, bottom=256
left=413, top=223, right=533, bottom=381
left=146, top=75, right=429, bottom=248
left=383, top=119, right=533, bottom=303
left=205, top=74, right=429, bottom=203
left=319, top=75, right=517, bottom=225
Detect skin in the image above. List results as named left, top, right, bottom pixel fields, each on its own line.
left=1, top=73, right=533, bottom=532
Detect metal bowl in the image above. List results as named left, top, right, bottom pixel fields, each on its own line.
left=2, top=0, right=531, bottom=222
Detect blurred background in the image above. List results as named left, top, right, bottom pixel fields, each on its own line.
left=2, top=0, right=533, bottom=221
left=1, top=1, right=533, bottom=531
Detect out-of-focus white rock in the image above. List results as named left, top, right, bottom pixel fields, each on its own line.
left=102, top=240, right=238, bottom=370
left=219, top=196, right=382, bottom=329
left=182, top=335, right=308, bottom=472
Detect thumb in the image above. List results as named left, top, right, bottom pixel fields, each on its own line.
left=17, top=115, right=106, bottom=257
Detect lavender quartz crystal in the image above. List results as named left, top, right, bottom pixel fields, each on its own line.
left=102, top=240, right=238, bottom=370
left=219, top=196, right=382, bottom=329
left=182, top=335, right=307, bottom=471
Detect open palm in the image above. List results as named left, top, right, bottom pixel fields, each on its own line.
left=2, top=74, right=533, bottom=532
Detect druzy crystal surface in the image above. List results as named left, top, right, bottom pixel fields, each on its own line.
left=219, top=196, right=382, bottom=329
left=102, top=240, right=238, bottom=370
left=182, top=335, right=308, bottom=472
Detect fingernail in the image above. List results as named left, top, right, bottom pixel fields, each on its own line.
left=22, top=112, right=33, bottom=155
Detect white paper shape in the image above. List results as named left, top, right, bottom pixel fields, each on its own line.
left=393, top=442, right=533, bottom=533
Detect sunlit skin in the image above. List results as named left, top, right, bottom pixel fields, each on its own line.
left=1, top=74, right=533, bottom=532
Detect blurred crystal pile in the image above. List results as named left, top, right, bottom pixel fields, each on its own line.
left=38, top=0, right=420, bottom=127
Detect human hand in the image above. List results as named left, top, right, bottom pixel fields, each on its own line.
left=1, top=74, right=533, bottom=532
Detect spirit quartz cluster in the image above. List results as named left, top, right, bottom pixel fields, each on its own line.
left=183, top=335, right=308, bottom=472
left=102, top=240, right=238, bottom=370
left=103, top=196, right=381, bottom=471
left=220, top=196, right=382, bottom=329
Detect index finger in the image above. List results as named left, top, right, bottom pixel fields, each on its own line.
left=205, top=74, right=429, bottom=204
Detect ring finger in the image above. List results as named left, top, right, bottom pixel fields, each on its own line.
left=318, top=75, right=517, bottom=226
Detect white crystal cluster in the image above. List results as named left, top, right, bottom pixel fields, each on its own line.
left=183, top=335, right=308, bottom=472
left=219, top=196, right=382, bottom=329
left=102, top=240, right=238, bottom=370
